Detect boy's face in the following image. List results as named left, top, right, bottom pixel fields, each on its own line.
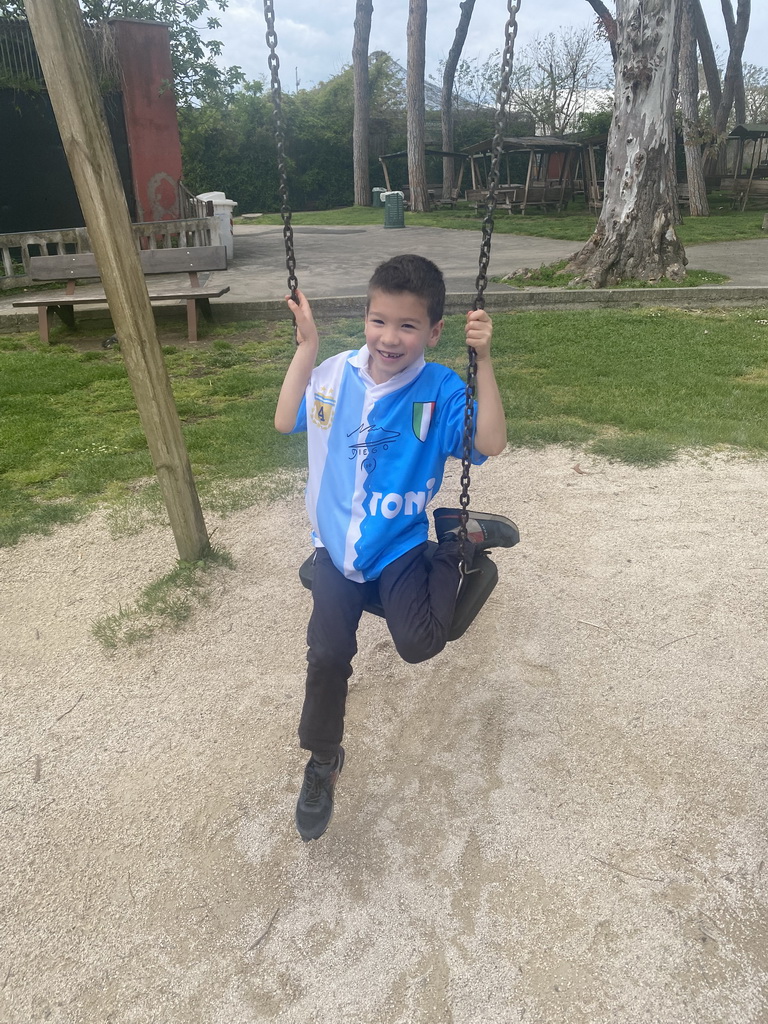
left=364, top=289, right=443, bottom=385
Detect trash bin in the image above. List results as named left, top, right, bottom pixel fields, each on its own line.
left=196, top=190, right=238, bottom=260
left=372, top=187, right=386, bottom=206
left=383, top=190, right=405, bottom=229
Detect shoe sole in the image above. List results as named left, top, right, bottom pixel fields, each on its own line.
left=297, top=746, right=345, bottom=843
left=433, top=508, right=520, bottom=547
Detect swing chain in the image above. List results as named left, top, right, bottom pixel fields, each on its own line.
left=263, top=0, right=298, bottom=303
left=474, top=0, right=520, bottom=308
left=457, top=0, right=520, bottom=574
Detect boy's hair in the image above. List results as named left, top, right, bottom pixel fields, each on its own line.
left=367, top=254, right=446, bottom=325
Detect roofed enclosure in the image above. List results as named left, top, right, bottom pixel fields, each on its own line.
left=721, top=124, right=768, bottom=210
left=378, top=150, right=470, bottom=207
left=463, top=136, right=584, bottom=214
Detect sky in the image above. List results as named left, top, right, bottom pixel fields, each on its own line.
left=212, top=0, right=768, bottom=93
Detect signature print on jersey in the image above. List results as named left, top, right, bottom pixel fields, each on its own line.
left=346, top=422, right=401, bottom=462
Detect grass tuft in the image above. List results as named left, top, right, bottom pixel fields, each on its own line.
left=90, top=544, right=235, bottom=650
left=498, top=260, right=729, bottom=289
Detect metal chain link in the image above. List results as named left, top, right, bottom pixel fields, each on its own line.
left=458, top=0, right=520, bottom=574
left=263, top=0, right=298, bottom=304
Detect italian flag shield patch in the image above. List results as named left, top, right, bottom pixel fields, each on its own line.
left=412, top=401, right=436, bottom=441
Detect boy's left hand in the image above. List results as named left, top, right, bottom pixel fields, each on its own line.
left=465, top=308, right=493, bottom=360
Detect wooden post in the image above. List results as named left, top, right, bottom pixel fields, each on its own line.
left=24, top=0, right=210, bottom=564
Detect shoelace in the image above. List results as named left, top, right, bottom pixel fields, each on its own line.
left=303, top=765, right=326, bottom=803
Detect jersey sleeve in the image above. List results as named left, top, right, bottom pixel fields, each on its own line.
left=440, top=376, right=488, bottom=466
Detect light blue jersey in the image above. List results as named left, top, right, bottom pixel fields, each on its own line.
left=292, top=345, right=486, bottom=582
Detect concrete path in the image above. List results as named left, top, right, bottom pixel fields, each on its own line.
left=226, top=223, right=768, bottom=300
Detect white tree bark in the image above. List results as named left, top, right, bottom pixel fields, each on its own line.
left=406, top=0, right=429, bottom=212
left=567, top=0, right=687, bottom=286
left=353, top=0, right=374, bottom=206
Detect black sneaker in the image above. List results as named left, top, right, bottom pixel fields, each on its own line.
left=433, top=508, right=520, bottom=550
left=295, top=747, right=345, bottom=842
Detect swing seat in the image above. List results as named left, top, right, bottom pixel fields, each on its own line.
left=298, top=542, right=499, bottom=642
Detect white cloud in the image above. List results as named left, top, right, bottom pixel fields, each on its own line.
left=212, top=0, right=767, bottom=92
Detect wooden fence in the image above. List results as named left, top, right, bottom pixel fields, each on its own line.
left=1, top=216, right=214, bottom=291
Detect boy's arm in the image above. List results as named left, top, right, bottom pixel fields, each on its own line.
left=465, top=309, right=507, bottom=456
left=274, top=290, right=320, bottom=434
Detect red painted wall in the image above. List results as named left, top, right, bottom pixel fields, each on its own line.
left=110, top=19, right=182, bottom=222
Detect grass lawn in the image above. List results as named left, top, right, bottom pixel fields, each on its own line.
left=243, top=196, right=768, bottom=246
left=3, top=306, right=768, bottom=548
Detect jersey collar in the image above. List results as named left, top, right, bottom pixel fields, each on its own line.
left=349, top=345, right=426, bottom=392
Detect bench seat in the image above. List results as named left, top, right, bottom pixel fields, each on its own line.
left=12, top=246, right=230, bottom=342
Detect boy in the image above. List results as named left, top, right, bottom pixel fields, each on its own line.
left=275, top=254, right=517, bottom=841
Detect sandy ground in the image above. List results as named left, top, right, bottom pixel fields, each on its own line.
left=1, top=446, right=767, bottom=1024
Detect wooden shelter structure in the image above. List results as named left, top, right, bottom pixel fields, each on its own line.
left=463, top=136, right=582, bottom=213
left=577, top=134, right=608, bottom=213
left=723, top=124, right=768, bottom=210
left=378, top=149, right=469, bottom=205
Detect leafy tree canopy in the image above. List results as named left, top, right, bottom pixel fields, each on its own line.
left=0, top=0, right=244, bottom=103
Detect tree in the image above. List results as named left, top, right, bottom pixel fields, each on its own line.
left=679, top=0, right=709, bottom=215
left=694, top=0, right=751, bottom=175
left=567, top=0, right=687, bottom=287
left=352, top=0, right=373, bottom=206
left=406, top=0, right=429, bottom=212
left=1, top=0, right=243, bottom=103
left=440, top=0, right=476, bottom=199
left=743, top=63, right=768, bottom=122
left=508, top=26, right=612, bottom=136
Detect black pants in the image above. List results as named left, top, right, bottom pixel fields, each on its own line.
left=299, top=538, right=471, bottom=758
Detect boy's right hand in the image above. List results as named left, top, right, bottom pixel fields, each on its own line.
left=286, top=289, right=319, bottom=348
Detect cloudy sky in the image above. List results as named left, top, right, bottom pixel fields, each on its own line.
left=213, top=1, right=767, bottom=92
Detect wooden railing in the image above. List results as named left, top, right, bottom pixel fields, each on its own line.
left=1, top=216, right=214, bottom=290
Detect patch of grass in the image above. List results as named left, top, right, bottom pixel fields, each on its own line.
left=436, top=306, right=768, bottom=459
left=90, top=545, right=234, bottom=650
left=0, top=324, right=310, bottom=545
left=244, top=200, right=768, bottom=245
left=4, top=306, right=768, bottom=548
left=498, top=260, right=730, bottom=289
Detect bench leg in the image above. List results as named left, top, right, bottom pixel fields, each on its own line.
left=39, top=304, right=76, bottom=343
left=38, top=306, right=52, bottom=344
left=186, top=298, right=199, bottom=342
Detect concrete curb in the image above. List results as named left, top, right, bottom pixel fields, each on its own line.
left=2, top=285, right=767, bottom=334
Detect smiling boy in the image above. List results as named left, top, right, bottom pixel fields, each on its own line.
left=275, top=254, right=518, bottom=841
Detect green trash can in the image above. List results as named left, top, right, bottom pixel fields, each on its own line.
left=383, top=190, right=405, bottom=228
left=372, top=187, right=386, bottom=206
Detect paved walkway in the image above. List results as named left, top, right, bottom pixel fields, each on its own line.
left=2, top=224, right=767, bottom=329
left=227, top=223, right=768, bottom=298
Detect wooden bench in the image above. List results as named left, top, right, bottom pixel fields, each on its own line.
left=718, top=178, right=768, bottom=209
left=12, top=245, right=230, bottom=342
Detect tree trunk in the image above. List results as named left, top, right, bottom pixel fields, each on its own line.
left=441, top=0, right=475, bottom=199
left=406, top=0, right=429, bottom=212
left=567, top=0, right=687, bottom=287
left=352, top=0, right=374, bottom=206
left=693, top=0, right=722, bottom=115
left=702, top=0, right=750, bottom=176
left=720, top=0, right=747, bottom=124
left=680, top=0, right=709, bottom=215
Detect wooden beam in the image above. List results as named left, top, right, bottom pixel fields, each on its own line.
left=24, top=0, right=210, bottom=563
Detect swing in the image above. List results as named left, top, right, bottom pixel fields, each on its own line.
left=264, top=0, right=521, bottom=641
